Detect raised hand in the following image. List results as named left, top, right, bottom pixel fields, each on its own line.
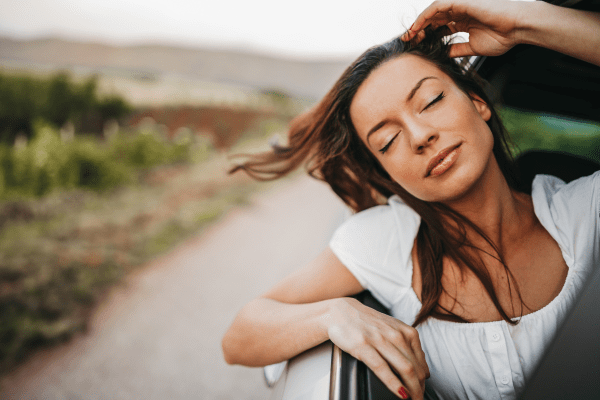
left=327, top=297, right=430, bottom=400
left=401, top=0, right=524, bottom=58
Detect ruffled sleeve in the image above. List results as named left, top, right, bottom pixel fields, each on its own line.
left=532, top=171, right=600, bottom=277
left=329, top=195, right=421, bottom=309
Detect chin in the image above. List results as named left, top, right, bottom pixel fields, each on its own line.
left=443, top=155, right=498, bottom=204
left=414, top=159, right=490, bottom=204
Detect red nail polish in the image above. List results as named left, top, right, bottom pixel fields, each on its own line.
left=398, top=387, right=409, bottom=399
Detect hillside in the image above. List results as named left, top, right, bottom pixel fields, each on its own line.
left=0, top=36, right=353, bottom=100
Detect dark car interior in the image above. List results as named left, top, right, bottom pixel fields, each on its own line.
left=343, top=0, right=600, bottom=399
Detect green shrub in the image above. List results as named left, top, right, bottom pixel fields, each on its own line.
left=499, top=107, right=600, bottom=163
left=127, top=132, right=167, bottom=167
left=0, top=72, right=131, bottom=143
left=109, top=126, right=203, bottom=168
left=67, top=139, right=132, bottom=191
left=0, top=121, right=205, bottom=198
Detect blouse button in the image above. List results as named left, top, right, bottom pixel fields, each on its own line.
left=501, top=375, right=510, bottom=385
left=492, top=332, right=501, bottom=342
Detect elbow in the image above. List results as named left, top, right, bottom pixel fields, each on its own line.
left=222, top=328, right=268, bottom=367
left=221, top=330, right=240, bottom=365
left=222, top=343, right=234, bottom=365
left=222, top=300, right=271, bottom=366
left=222, top=324, right=256, bottom=366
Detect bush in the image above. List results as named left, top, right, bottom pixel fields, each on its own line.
left=0, top=122, right=130, bottom=197
left=110, top=125, right=206, bottom=168
left=0, top=121, right=206, bottom=199
left=116, top=131, right=168, bottom=167
left=0, top=72, right=132, bottom=143
left=67, top=139, right=132, bottom=191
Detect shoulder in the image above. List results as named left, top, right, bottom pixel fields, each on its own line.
left=329, top=195, right=421, bottom=308
left=532, top=171, right=600, bottom=270
left=330, top=195, right=420, bottom=258
left=532, top=171, right=599, bottom=223
left=533, top=171, right=599, bottom=205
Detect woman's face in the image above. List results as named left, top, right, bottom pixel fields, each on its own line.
left=349, top=54, right=495, bottom=203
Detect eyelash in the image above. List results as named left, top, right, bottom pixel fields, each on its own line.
left=379, top=133, right=398, bottom=154
left=423, top=91, right=445, bottom=111
left=378, top=92, right=445, bottom=154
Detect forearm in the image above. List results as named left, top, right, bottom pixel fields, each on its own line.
left=221, top=297, right=336, bottom=366
left=518, top=1, right=600, bottom=66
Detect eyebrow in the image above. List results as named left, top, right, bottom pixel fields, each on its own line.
left=365, top=119, right=390, bottom=144
left=366, top=76, right=438, bottom=144
left=407, top=76, right=437, bottom=102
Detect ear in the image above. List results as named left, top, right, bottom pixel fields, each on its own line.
left=469, top=93, right=492, bottom=122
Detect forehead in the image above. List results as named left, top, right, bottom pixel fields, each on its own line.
left=350, top=54, right=452, bottom=133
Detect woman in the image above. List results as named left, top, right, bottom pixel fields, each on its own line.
left=222, top=1, right=600, bottom=399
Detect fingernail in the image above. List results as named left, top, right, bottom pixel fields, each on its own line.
left=398, top=386, right=409, bottom=399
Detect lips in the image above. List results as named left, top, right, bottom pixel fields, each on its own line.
left=426, top=143, right=462, bottom=177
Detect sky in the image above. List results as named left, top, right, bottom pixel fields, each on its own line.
left=0, top=0, right=435, bottom=59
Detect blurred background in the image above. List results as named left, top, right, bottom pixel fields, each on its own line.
left=0, top=0, right=599, bottom=399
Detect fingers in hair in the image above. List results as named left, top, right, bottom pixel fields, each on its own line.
left=411, top=1, right=457, bottom=34
left=448, top=42, right=475, bottom=58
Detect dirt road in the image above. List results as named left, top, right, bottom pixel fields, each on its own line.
left=1, top=175, right=346, bottom=400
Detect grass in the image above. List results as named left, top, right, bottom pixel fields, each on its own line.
left=0, top=116, right=291, bottom=374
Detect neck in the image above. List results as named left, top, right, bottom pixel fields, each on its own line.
left=441, top=156, right=532, bottom=252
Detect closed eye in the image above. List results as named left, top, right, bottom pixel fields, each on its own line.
left=422, top=92, right=445, bottom=112
left=379, top=133, right=399, bottom=154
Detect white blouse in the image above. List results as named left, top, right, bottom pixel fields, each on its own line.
left=329, top=172, right=600, bottom=400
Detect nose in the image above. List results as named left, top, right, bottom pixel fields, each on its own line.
left=407, top=122, right=438, bottom=153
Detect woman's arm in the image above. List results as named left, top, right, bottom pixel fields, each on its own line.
left=403, top=0, right=600, bottom=67
left=222, top=248, right=359, bottom=366
left=520, top=1, right=600, bottom=66
left=221, top=247, right=430, bottom=400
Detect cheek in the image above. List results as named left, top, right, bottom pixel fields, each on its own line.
left=474, top=124, right=495, bottom=161
left=382, top=159, right=423, bottom=191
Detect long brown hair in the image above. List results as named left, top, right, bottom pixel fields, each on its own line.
left=231, top=29, right=524, bottom=326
